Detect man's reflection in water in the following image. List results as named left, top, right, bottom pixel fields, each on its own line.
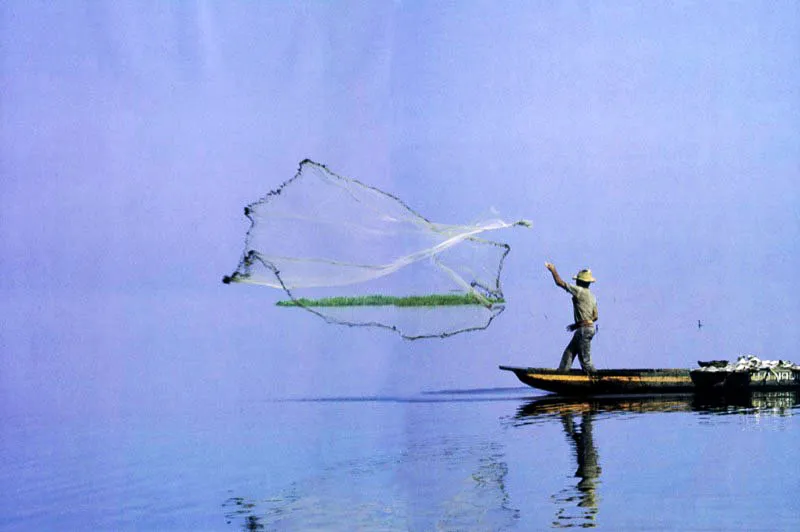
left=552, top=411, right=601, bottom=528
left=222, top=497, right=265, bottom=531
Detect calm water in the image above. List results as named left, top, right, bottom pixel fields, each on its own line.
left=2, top=388, right=798, bottom=531
left=1, top=295, right=798, bottom=530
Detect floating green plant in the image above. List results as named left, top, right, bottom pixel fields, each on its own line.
left=276, top=293, right=505, bottom=308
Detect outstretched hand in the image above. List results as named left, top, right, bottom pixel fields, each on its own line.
left=545, top=262, right=567, bottom=290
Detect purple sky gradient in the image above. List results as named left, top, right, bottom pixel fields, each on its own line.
left=1, top=2, right=798, bottom=414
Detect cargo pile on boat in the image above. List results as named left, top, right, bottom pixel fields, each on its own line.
left=691, top=355, right=800, bottom=392
left=695, top=355, right=800, bottom=373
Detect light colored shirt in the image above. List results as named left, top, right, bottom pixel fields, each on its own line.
left=563, top=284, right=598, bottom=324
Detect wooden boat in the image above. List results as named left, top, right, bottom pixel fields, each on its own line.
left=499, top=366, right=694, bottom=395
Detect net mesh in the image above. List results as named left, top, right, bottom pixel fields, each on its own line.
left=224, top=159, right=530, bottom=339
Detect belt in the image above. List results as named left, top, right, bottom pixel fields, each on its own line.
left=574, top=320, right=594, bottom=328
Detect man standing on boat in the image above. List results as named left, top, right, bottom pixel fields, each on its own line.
left=545, top=263, right=598, bottom=374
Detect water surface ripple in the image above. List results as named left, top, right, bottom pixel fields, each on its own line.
left=2, top=390, right=798, bottom=530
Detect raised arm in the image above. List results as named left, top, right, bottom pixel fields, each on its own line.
left=545, top=262, right=568, bottom=290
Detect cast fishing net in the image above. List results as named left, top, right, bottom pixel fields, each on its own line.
left=223, top=160, right=530, bottom=339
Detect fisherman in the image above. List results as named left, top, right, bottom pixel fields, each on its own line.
left=545, top=263, right=598, bottom=373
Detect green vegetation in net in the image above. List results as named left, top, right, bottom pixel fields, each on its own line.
left=276, top=293, right=505, bottom=308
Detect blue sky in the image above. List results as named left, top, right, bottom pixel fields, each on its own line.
left=1, top=2, right=798, bottom=409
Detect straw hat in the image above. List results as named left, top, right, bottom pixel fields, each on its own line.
left=573, top=269, right=596, bottom=283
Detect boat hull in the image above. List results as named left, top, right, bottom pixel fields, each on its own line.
left=691, top=367, right=800, bottom=392
left=499, top=366, right=694, bottom=395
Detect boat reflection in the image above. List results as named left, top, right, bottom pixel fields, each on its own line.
left=514, top=391, right=799, bottom=528
left=692, top=389, right=800, bottom=414
left=516, top=390, right=800, bottom=422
